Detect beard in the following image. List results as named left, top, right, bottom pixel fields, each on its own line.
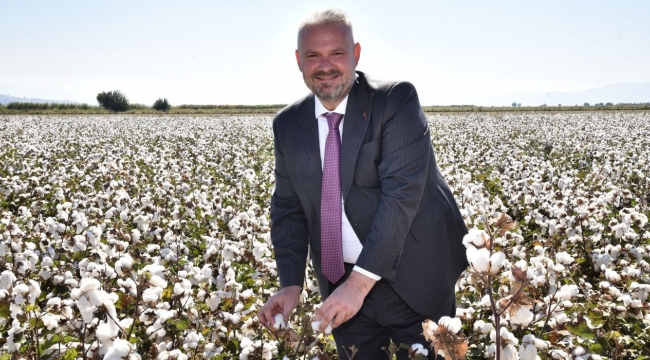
left=306, top=70, right=354, bottom=104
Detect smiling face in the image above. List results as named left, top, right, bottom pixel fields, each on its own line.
left=296, top=22, right=361, bottom=110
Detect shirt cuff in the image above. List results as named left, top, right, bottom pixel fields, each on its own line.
left=352, top=266, right=382, bottom=281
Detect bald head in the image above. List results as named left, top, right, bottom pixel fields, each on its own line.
left=297, top=8, right=354, bottom=51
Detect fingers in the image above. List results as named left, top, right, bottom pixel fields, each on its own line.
left=314, top=299, right=351, bottom=332
left=257, top=300, right=278, bottom=327
left=258, top=287, right=301, bottom=328
left=282, top=301, right=293, bottom=323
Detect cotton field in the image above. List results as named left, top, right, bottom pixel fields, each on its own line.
left=0, top=112, right=648, bottom=359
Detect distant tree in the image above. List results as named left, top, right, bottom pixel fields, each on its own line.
left=606, top=102, right=613, bottom=106
left=558, top=104, right=562, bottom=107
left=595, top=102, right=604, bottom=106
left=584, top=102, right=590, bottom=106
left=512, top=102, right=517, bottom=107
left=97, top=90, right=129, bottom=112
left=153, top=98, right=171, bottom=112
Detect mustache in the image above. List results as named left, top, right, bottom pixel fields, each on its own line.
left=312, top=70, right=342, bottom=78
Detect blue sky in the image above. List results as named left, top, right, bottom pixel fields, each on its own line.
left=1, top=0, right=648, bottom=106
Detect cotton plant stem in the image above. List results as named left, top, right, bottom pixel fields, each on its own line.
left=536, top=286, right=561, bottom=340
left=487, top=273, right=501, bottom=360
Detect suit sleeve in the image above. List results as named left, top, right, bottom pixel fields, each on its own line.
left=270, top=118, right=310, bottom=289
left=354, top=82, right=431, bottom=281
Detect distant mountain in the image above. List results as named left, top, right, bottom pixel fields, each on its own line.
left=0, top=93, right=79, bottom=105
left=476, top=82, right=650, bottom=107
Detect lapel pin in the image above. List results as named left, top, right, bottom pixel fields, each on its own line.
left=363, top=111, right=368, bottom=118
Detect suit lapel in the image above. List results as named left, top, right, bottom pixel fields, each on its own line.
left=292, top=73, right=374, bottom=215
left=291, top=96, right=323, bottom=214
left=341, top=74, right=374, bottom=201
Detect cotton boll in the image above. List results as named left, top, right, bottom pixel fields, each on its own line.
left=556, top=251, right=575, bottom=265
left=311, top=320, right=332, bottom=333
left=142, top=287, right=163, bottom=303
left=605, top=269, right=621, bottom=283
left=140, top=264, right=166, bottom=278
left=174, top=282, right=185, bottom=296
left=157, top=309, right=178, bottom=324
left=502, top=344, right=518, bottom=360
left=46, top=297, right=62, bottom=307
left=272, top=313, right=286, bottom=329
left=27, top=280, right=41, bottom=304
left=479, top=294, right=492, bottom=308
left=115, top=254, right=133, bottom=275
left=0, top=270, right=16, bottom=290
left=240, top=289, right=253, bottom=299
left=168, top=349, right=188, bottom=360
left=117, top=278, right=137, bottom=297
left=96, top=322, right=117, bottom=345
left=148, top=275, right=167, bottom=288
left=42, top=256, right=53, bottom=267
left=79, top=278, right=101, bottom=292
left=618, top=294, right=632, bottom=307
left=131, top=229, right=141, bottom=243
left=201, top=265, right=213, bottom=280
left=456, top=307, right=475, bottom=319
left=510, top=305, right=534, bottom=326
left=463, top=228, right=487, bottom=248
left=104, top=338, right=133, bottom=360
left=438, top=316, right=462, bottom=333
left=206, top=293, right=221, bottom=311
left=489, top=251, right=507, bottom=274
left=411, top=343, right=428, bottom=356
left=13, top=284, right=30, bottom=294
left=311, top=320, right=321, bottom=332
left=473, top=320, right=493, bottom=334
left=14, top=293, right=26, bottom=305
left=41, top=313, right=60, bottom=330
left=551, top=350, right=569, bottom=359
left=234, top=302, right=245, bottom=313
left=119, top=317, right=134, bottom=330
left=39, top=269, right=51, bottom=280
left=573, top=346, right=586, bottom=356
left=183, top=330, right=203, bottom=350
left=467, top=247, right=490, bottom=273
left=146, top=320, right=167, bottom=339
left=203, top=343, right=224, bottom=358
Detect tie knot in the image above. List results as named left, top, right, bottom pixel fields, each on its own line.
left=325, top=112, right=343, bottom=130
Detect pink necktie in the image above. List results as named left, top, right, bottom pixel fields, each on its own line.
left=321, top=112, right=345, bottom=283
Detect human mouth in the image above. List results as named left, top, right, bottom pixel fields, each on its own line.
left=314, top=72, right=341, bottom=81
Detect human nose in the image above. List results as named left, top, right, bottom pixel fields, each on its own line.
left=318, top=56, right=334, bottom=71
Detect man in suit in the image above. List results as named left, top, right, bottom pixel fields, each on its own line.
left=257, top=8, right=468, bottom=359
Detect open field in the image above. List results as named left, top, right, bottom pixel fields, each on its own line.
left=2, top=103, right=650, bottom=116
left=0, top=113, right=649, bottom=359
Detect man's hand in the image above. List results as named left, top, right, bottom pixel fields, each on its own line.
left=313, top=271, right=376, bottom=332
left=257, top=285, right=301, bottom=328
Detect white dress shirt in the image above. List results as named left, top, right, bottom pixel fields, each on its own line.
left=315, top=96, right=381, bottom=281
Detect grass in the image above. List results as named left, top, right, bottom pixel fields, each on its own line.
left=421, top=104, right=650, bottom=113
left=0, top=104, right=286, bottom=115
left=1, top=103, right=649, bottom=115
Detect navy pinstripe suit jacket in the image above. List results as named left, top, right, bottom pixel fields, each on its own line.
left=270, top=71, right=469, bottom=315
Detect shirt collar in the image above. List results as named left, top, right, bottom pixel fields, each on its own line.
left=315, top=95, right=349, bottom=119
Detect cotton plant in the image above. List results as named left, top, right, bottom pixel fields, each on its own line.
left=0, top=113, right=649, bottom=358
left=422, top=316, right=468, bottom=360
